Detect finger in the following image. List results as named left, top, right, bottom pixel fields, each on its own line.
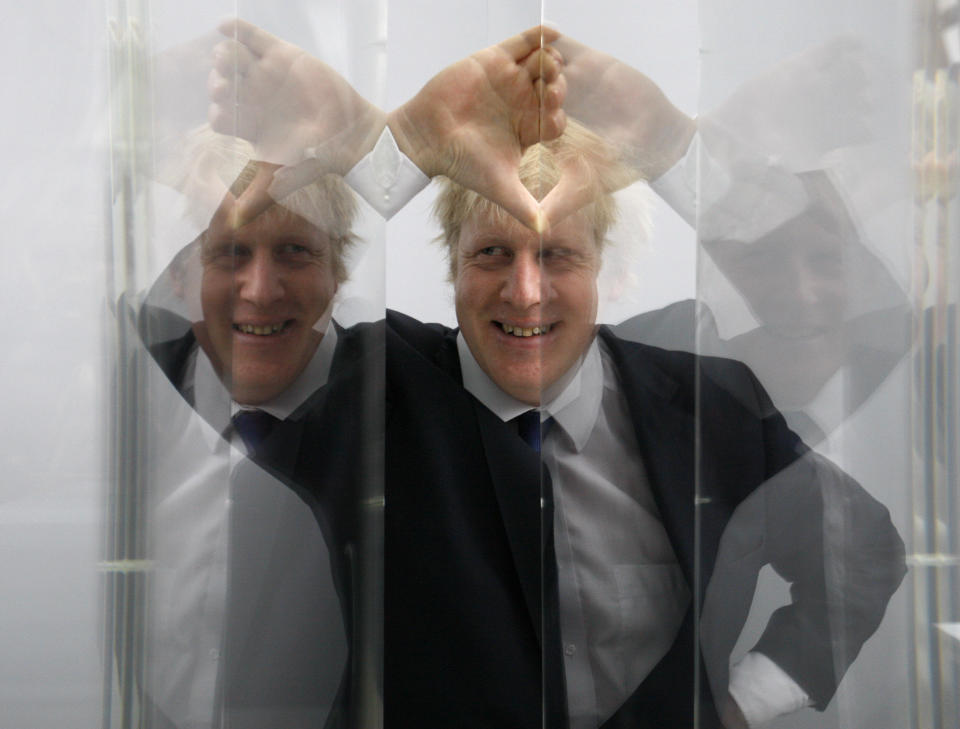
left=207, top=102, right=259, bottom=142
left=544, top=45, right=564, bottom=66
left=521, top=47, right=562, bottom=84
left=537, top=159, right=606, bottom=231
left=232, top=162, right=284, bottom=228
left=479, top=171, right=546, bottom=234
left=267, top=159, right=326, bottom=201
left=207, top=100, right=232, bottom=133
left=498, top=25, right=561, bottom=62
left=218, top=17, right=278, bottom=58
left=206, top=162, right=281, bottom=232
left=539, top=73, right=566, bottom=110
left=551, top=35, right=589, bottom=65
left=212, top=38, right=257, bottom=76
left=207, top=188, right=239, bottom=235
left=207, top=67, right=232, bottom=103
left=539, top=107, right=567, bottom=144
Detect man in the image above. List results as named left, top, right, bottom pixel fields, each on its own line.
left=127, top=130, right=381, bottom=729
left=381, top=123, right=906, bottom=728
left=195, top=21, right=905, bottom=727
left=121, top=23, right=567, bottom=728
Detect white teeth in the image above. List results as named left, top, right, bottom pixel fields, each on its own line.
left=236, top=322, right=285, bottom=336
left=499, top=322, right=551, bottom=337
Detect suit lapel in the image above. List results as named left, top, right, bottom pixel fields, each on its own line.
left=599, top=328, right=700, bottom=587
left=472, top=397, right=546, bottom=642
left=432, top=328, right=545, bottom=641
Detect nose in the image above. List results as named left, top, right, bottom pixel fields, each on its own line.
left=501, top=253, right=541, bottom=309
left=238, top=249, right=284, bottom=305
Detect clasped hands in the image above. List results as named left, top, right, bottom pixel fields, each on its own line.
left=208, top=19, right=694, bottom=232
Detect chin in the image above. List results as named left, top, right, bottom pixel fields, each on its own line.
left=230, top=371, right=293, bottom=405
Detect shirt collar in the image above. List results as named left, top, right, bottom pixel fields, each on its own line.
left=457, top=331, right=603, bottom=452
left=191, top=319, right=338, bottom=444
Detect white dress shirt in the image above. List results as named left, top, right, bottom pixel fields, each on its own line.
left=345, top=124, right=812, bottom=726
left=147, top=321, right=346, bottom=729
left=345, top=127, right=430, bottom=219
left=457, top=330, right=809, bottom=728
left=460, top=333, right=689, bottom=728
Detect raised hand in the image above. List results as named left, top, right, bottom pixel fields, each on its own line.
left=208, top=19, right=385, bottom=173
left=388, top=26, right=567, bottom=232
left=539, top=36, right=695, bottom=228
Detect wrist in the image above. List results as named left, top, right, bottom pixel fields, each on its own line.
left=640, top=109, right=696, bottom=181
left=387, top=103, right=436, bottom=178
left=340, top=107, right=388, bottom=173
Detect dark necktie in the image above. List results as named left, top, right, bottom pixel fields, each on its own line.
left=513, top=410, right=567, bottom=723
left=231, top=409, right=281, bottom=458
left=514, top=410, right=554, bottom=452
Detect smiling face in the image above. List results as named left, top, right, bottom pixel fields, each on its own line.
left=193, top=204, right=338, bottom=405
left=708, top=214, right=848, bottom=342
left=454, top=210, right=600, bottom=405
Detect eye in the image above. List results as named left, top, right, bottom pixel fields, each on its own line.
left=205, top=241, right=249, bottom=269
left=540, top=247, right=577, bottom=265
left=276, top=241, right=321, bottom=264
left=280, top=242, right=310, bottom=255
left=479, top=245, right=510, bottom=257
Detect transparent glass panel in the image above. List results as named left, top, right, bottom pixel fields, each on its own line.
left=536, top=3, right=702, bottom=727
left=694, top=1, right=922, bottom=727
left=7, top=2, right=953, bottom=728
left=104, top=2, right=387, bottom=727
left=381, top=4, right=548, bottom=727
left=0, top=3, right=114, bottom=727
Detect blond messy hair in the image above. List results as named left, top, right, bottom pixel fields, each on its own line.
left=433, top=119, right=626, bottom=280
left=173, top=126, right=359, bottom=283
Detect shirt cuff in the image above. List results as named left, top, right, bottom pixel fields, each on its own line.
left=728, top=651, right=811, bottom=727
left=344, top=126, right=430, bottom=218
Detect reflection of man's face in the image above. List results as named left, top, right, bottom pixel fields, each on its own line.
left=709, top=213, right=847, bottom=341
left=193, top=205, right=338, bottom=405
left=454, top=210, right=599, bottom=406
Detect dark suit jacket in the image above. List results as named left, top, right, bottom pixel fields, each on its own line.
left=613, top=299, right=913, bottom=447
left=383, top=309, right=905, bottom=729
left=133, top=302, right=384, bottom=729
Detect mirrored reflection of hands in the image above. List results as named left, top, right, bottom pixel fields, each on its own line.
left=209, top=19, right=385, bottom=170
left=538, top=36, right=696, bottom=228
left=706, top=36, right=873, bottom=171
left=208, top=19, right=385, bottom=224
left=387, top=26, right=567, bottom=232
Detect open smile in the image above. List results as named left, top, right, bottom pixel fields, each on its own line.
left=493, top=320, right=554, bottom=337
left=232, top=320, right=293, bottom=336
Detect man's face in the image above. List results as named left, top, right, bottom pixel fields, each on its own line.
left=709, top=213, right=847, bottom=341
left=194, top=205, right=338, bottom=405
left=454, top=210, right=600, bottom=406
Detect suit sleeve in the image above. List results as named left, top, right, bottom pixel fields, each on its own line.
left=747, top=371, right=907, bottom=710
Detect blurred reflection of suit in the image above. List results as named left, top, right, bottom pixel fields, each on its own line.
left=614, top=299, right=911, bottom=447
left=122, top=294, right=382, bottom=729
left=383, top=309, right=905, bottom=729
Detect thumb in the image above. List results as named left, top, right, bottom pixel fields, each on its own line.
left=231, top=162, right=283, bottom=228
left=538, top=158, right=601, bottom=231
left=539, top=151, right=639, bottom=230
left=478, top=170, right=546, bottom=234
